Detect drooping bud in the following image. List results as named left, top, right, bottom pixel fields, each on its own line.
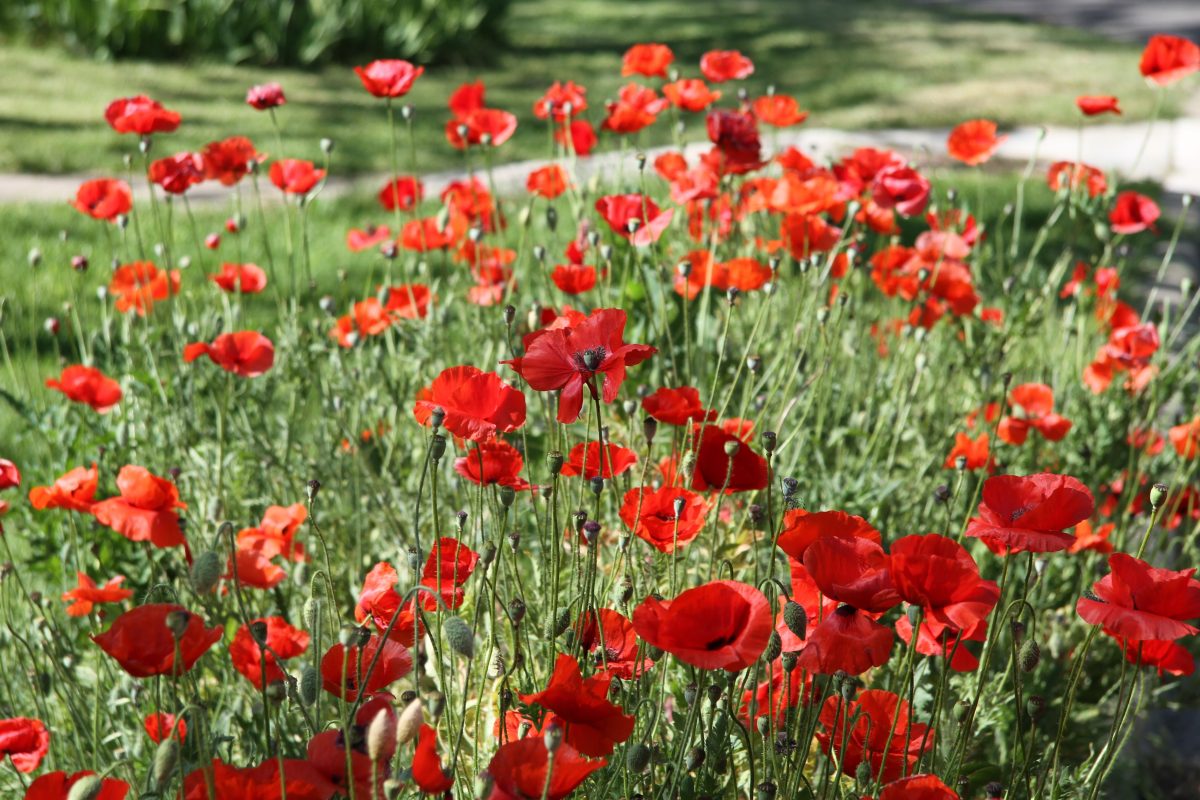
left=67, top=776, right=104, bottom=800
left=544, top=722, right=563, bottom=753
left=396, top=699, right=424, bottom=744
left=1018, top=640, right=1040, bottom=673
left=763, top=631, right=782, bottom=662
left=443, top=616, right=476, bottom=658
left=366, top=705, right=398, bottom=762
left=153, top=737, right=181, bottom=787
left=685, top=746, right=705, bottom=771
left=190, top=550, right=222, bottom=594
left=626, top=742, right=652, bottom=773
left=299, top=664, right=319, bottom=706
left=783, top=601, right=807, bottom=641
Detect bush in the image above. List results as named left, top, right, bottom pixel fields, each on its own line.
left=0, top=0, right=510, bottom=66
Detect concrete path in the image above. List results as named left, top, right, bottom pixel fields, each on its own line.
left=911, top=0, right=1200, bottom=44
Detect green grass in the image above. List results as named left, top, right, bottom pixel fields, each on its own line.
left=0, top=0, right=1175, bottom=176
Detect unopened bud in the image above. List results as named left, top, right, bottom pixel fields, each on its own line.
left=1018, top=640, right=1040, bottom=673
left=443, top=616, right=476, bottom=658
left=67, top=776, right=104, bottom=800
left=153, top=737, right=180, bottom=787
left=396, top=699, right=424, bottom=744
left=366, top=706, right=397, bottom=762
left=190, top=550, right=222, bottom=594
left=783, top=601, right=807, bottom=641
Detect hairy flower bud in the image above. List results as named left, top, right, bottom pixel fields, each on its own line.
left=783, top=601, right=807, bottom=641
left=443, top=616, right=476, bottom=659
left=153, top=737, right=180, bottom=787
left=1018, top=640, right=1040, bottom=673
left=67, top=776, right=104, bottom=800
left=190, top=550, right=222, bottom=594
left=626, top=742, right=652, bottom=773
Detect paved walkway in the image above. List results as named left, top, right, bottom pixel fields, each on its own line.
left=912, top=0, right=1200, bottom=44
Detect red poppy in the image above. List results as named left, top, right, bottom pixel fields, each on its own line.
left=574, top=608, right=654, bottom=679
left=740, top=660, right=812, bottom=725
left=503, top=307, right=656, bottom=424
left=700, top=49, right=754, bottom=82
left=208, top=262, right=267, bottom=294
left=519, top=653, right=635, bottom=757
left=29, top=464, right=98, bottom=512
left=632, top=579, right=771, bottom=671
left=872, top=165, right=931, bottom=217
left=70, top=179, right=132, bottom=222
left=61, top=572, right=131, bottom=617
left=411, top=725, right=454, bottom=795
left=997, top=383, right=1072, bottom=444
left=551, top=263, right=598, bottom=294
left=91, top=465, right=188, bottom=550
left=797, top=604, right=895, bottom=675
left=752, top=94, right=808, bottom=127
left=346, top=224, right=392, bottom=252
left=270, top=159, right=325, bottom=195
left=560, top=441, right=637, bottom=480
left=1077, top=553, right=1200, bottom=642
left=355, top=562, right=423, bottom=646
left=354, top=59, right=424, bottom=97
left=557, top=118, right=598, bottom=156
left=534, top=81, right=588, bottom=121
left=1077, top=94, right=1122, bottom=116
left=642, top=386, right=713, bottom=425
left=446, top=107, right=519, bottom=148
left=144, top=712, right=186, bottom=744
left=486, top=738, right=605, bottom=800
left=620, top=485, right=709, bottom=553
left=594, top=194, right=674, bottom=246
left=229, top=617, right=310, bottom=688
left=776, top=509, right=882, bottom=562
left=246, top=82, right=285, bottom=110
left=92, top=604, right=221, bottom=678
left=104, top=95, right=180, bottom=135
left=879, top=774, right=960, bottom=800
left=1109, top=191, right=1160, bottom=234
left=1084, top=321, right=1159, bottom=394
left=1047, top=161, right=1108, bottom=197
left=226, top=542, right=286, bottom=590
left=386, top=284, right=434, bottom=318
left=1168, top=417, right=1200, bottom=458
left=321, top=636, right=412, bottom=700
left=947, top=119, right=1006, bottom=166
left=454, top=438, right=532, bottom=490
left=687, top=423, right=769, bottom=492
left=706, top=109, right=764, bottom=174
left=805, top=535, right=899, bottom=613
left=235, top=503, right=309, bottom=563
left=147, top=152, right=204, bottom=195
left=108, top=261, right=180, bottom=315
left=602, top=99, right=659, bottom=136
left=622, top=43, right=674, bottom=77
left=663, top=79, right=722, bottom=112
left=895, top=616, right=986, bottom=672
left=944, top=432, right=991, bottom=471
left=816, top=689, right=929, bottom=784
left=421, top=537, right=479, bottom=610
left=1124, top=638, right=1195, bottom=677
left=24, top=770, right=129, bottom=800
left=401, top=215, right=465, bottom=251
left=965, top=473, right=1095, bottom=554
left=183, top=758, right=337, bottom=800
left=0, top=459, right=17, bottom=491
left=413, top=365, right=526, bottom=442
left=183, top=331, right=275, bottom=378
left=890, top=534, right=1000, bottom=631
left=527, top=164, right=571, bottom=199
left=379, top=176, right=424, bottom=211
left=0, top=717, right=50, bottom=774
left=202, top=136, right=261, bottom=185
left=1069, top=519, right=1115, bottom=554
left=1139, top=34, right=1200, bottom=86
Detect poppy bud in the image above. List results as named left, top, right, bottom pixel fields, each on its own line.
left=494, top=481, right=515, bottom=508
left=456, top=510, right=469, bottom=533
left=428, top=692, right=446, bottom=718
left=546, top=206, right=558, bottom=231
left=956, top=700, right=972, bottom=724
left=205, top=233, right=221, bottom=250
left=582, top=520, right=601, bottom=543
left=684, top=682, right=698, bottom=705
left=763, top=631, right=782, bottom=662
left=726, top=287, right=740, bottom=305
left=547, top=450, right=564, bottom=475
left=781, top=651, right=798, bottom=671
left=839, top=680, right=856, bottom=702
left=626, top=742, right=652, bottom=773
left=854, top=760, right=873, bottom=786
left=756, top=715, right=770, bottom=736
left=153, top=737, right=180, bottom=787
left=531, top=719, right=561, bottom=756
left=1150, top=482, right=1167, bottom=508
left=250, top=620, right=269, bottom=645
left=934, top=484, right=952, bottom=504
left=306, top=479, right=321, bottom=502
left=396, top=698, right=424, bottom=744
left=589, top=476, right=604, bottom=495
left=508, top=597, right=526, bottom=625
left=626, top=218, right=642, bottom=235
left=783, top=601, right=807, bottom=641
left=139, top=137, right=152, bottom=155
left=985, top=781, right=1004, bottom=798
left=1018, top=640, right=1040, bottom=672
left=338, top=625, right=360, bottom=648
left=641, top=416, right=658, bottom=445
left=481, top=541, right=497, bottom=566
left=685, top=746, right=705, bottom=771
left=747, top=354, right=762, bottom=373
left=366, top=705, right=397, bottom=762
left=503, top=305, right=516, bottom=327
left=165, top=611, right=191, bottom=640
left=443, top=616, right=476, bottom=659
left=600, top=244, right=614, bottom=262
left=303, top=598, right=321, bottom=630
left=757, top=782, right=778, bottom=800
left=320, top=137, right=335, bottom=154
left=905, top=605, right=921, bottom=628
left=705, top=684, right=723, bottom=707
left=480, top=133, right=493, bottom=147
left=295, top=664, right=318, bottom=707
left=1026, top=694, right=1046, bottom=722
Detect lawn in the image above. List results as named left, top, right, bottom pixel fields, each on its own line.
left=0, top=0, right=1173, bottom=176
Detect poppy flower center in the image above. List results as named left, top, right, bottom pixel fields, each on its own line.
left=835, top=603, right=857, bottom=617
left=572, top=346, right=608, bottom=372
left=1008, top=505, right=1035, bottom=522
left=703, top=632, right=740, bottom=650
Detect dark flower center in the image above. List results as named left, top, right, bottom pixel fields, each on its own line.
left=835, top=603, right=857, bottom=617
left=572, top=346, right=608, bottom=372
left=704, top=632, right=739, bottom=650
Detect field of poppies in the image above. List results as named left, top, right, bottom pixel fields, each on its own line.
left=1, top=29, right=1200, bottom=800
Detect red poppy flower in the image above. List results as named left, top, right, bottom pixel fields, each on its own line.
left=183, top=758, right=337, bottom=800
left=0, top=459, right=17, bottom=491
left=776, top=509, right=881, bottom=562
left=965, top=473, right=1094, bottom=554
left=385, top=284, right=433, bottom=319
left=246, top=82, right=285, bottom=110
left=147, top=152, right=204, bottom=195
left=534, top=81, right=588, bottom=121
left=527, top=164, right=571, bottom=199
left=208, top=262, right=267, bottom=294
left=663, top=79, right=722, bottom=112
left=706, top=109, right=764, bottom=174
left=560, top=441, right=637, bottom=480
left=486, top=738, right=605, bottom=800
left=346, top=224, right=392, bottom=252
left=61, top=572, right=131, bottom=617
left=1069, top=519, right=1115, bottom=554
left=518, top=654, right=634, bottom=757
left=453, top=439, right=533, bottom=490
left=401, top=215, right=465, bottom=251
left=108, top=261, right=180, bottom=315
left=235, top=503, right=309, bottom=564
left=602, top=99, right=659, bottom=136
left=1077, top=553, right=1200, bottom=642
left=1047, top=161, right=1108, bottom=197
left=421, top=537, right=479, bottom=610
left=93, top=604, right=221, bottom=678
left=642, top=386, right=713, bottom=425
left=202, top=136, right=261, bottom=185
left=805, top=535, right=899, bottom=613
left=752, top=94, right=808, bottom=127
left=556, top=118, right=598, bottom=156
left=24, top=770, right=129, bottom=799
left=574, top=608, right=654, bottom=679
left=29, top=464, right=98, bottom=512
left=227, top=542, right=287, bottom=590
left=446, top=107, right=519, bottom=149
left=890, top=534, right=1000, bottom=631
left=143, top=712, right=186, bottom=744
left=104, top=95, right=180, bottom=135
left=700, top=49, right=754, bottom=82
left=229, top=617, right=310, bottom=688
left=879, top=774, right=959, bottom=800
left=378, top=176, right=423, bottom=211
left=1169, top=417, right=1200, bottom=458
left=550, top=263, right=597, bottom=294
left=997, top=383, right=1072, bottom=444
left=944, top=431, right=992, bottom=471
left=413, top=365, right=526, bottom=442
left=410, top=725, right=454, bottom=795
left=1109, top=191, right=1160, bottom=234
left=816, top=690, right=929, bottom=784
left=183, top=331, right=275, bottom=377
left=503, top=307, right=656, bottom=424
left=355, top=562, right=423, bottom=646
left=622, top=43, right=674, bottom=77
left=270, top=159, right=325, bottom=195
left=687, top=423, right=769, bottom=492
left=947, top=119, right=1006, bottom=166
left=620, top=485, right=709, bottom=553
left=70, top=179, right=132, bottom=222
left=1124, top=638, right=1195, bottom=677
left=1139, top=34, right=1200, bottom=86
left=91, top=465, right=188, bottom=549
left=740, top=660, right=812, bottom=725
left=321, top=636, right=412, bottom=700
left=1077, top=94, right=1122, bottom=116
left=632, top=579, right=771, bottom=671
left=355, top=59, right=424, bottom=97
left=0, top=717, right=50, bottom=774
left=872, top=165, right=931, bottom=217
left=594, top=194, right=673, bottom=246
left=895, top=615, right=986, bottom=672
left=1084, top=321, right=1159, bottom=394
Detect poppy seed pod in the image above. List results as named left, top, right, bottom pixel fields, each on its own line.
left=153, top=737, right=180, bottom=788
left=933, top=484, right=952, bottom=504
left=548, top=450, right=565, bottom=475
left=499, top=484, right=516, bottom=508
left=781, top=651, right=798, bottom=671
left=1018, top=640, right=1040, bottom=672
left=249, top=620, right=269, bottom=645
left=456, top=510, right=469, bottom=533
left=429, top=434, right=448, bottom=463
left=757, top=782, right=778, bottom=800
left=67, top=776, right=104, bottom=800
left=643, top=416, right=658, bottom=444
left=583, top=520, right=601, bottom=543
left=1026, top=694, right=1046, bottom=721
left=783, top=601, right=807, bottom=641
left=443, top=616, right=476, bottom=659
left=723, top=439, right=740, bottom=458
left=503, top=304, right=516, bottom=327
left=508, top=597, right=527, bottom=625
left=189, top=550, right=222, bottom=594
left=1150, top=482, right=1168, bottom=508
left=306, top=479, right=321, bottom=502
